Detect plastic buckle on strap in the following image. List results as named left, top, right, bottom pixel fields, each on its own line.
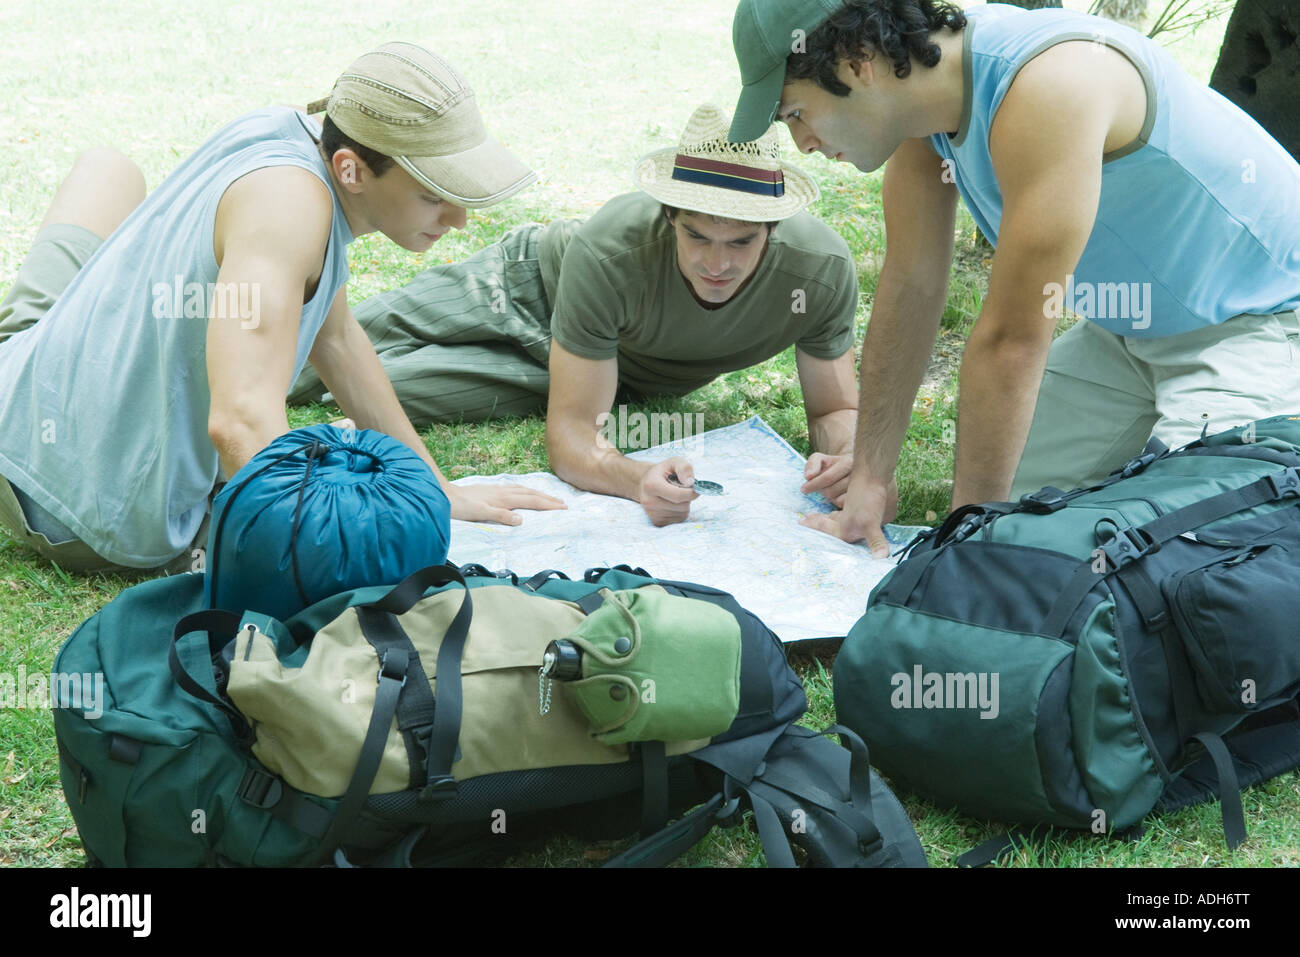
left=1018, top=486, right=1069, bottom=514
left=1265, top=467, right=1300, bottom=499
left=858, top=833, right=885, bottom=859
left=378, top=649, right=409, bottom=687
left=1109, top=449, right=1160, bottom=481
left=238, top=767, right=284, bottom=809
left=1100, top=526, right=1159, bottom=571
left=418, top=775, right=458, bottom=803
left=949, top=513, right=988, bottom=545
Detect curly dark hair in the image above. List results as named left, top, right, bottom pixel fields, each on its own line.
left=320, top=115, right=395, bottom=178
left=787, top=0, right=967, bottom=92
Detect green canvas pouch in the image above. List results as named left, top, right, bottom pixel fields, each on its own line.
left=562, top=588, right=742, bottom=745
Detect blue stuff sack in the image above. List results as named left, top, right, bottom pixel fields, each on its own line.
left=204, top=424, right=450, bottom=620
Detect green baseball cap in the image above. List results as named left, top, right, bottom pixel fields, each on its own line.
left=729, top=0, right=845, bottom=142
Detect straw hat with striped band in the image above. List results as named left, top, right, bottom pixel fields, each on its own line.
left=633, top=103, right=819, bottom=222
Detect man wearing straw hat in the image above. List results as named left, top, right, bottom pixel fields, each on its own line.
left=290, top=103, right=860, bottom=527
left=0, top=42, right=563, bottom=574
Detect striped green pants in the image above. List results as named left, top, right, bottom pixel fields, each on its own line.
left=288, top=224, right=555, bottom=427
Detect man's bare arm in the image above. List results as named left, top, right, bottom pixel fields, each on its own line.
left=309, top=289, right=566, bottom=524
left=802, top=136, right=958, bottom=551
left=545, top=341, right=697, bottom=525
left=796, top=347, right=859, bottom=505
left=206, top=165, right=331, bottom=478
left=950, top=42, right=1136, bottom=507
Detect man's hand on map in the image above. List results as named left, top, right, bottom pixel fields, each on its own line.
left=800, top=453, right=853, bottom=507
left=800, top=473, right=898, bottom=558
left=447, top=484, right=568, bottom=526
left=639, top=456, right=700, bottom=527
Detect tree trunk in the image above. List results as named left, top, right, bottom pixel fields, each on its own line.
left=1092, top=0, right=1148, bottom=24
left=1209, top=0, right=1300, bottom=161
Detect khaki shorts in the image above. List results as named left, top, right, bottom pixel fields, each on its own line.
left=0, top=224, right=207, bottom=575
left=1011, top=309, right=1300, bottom=498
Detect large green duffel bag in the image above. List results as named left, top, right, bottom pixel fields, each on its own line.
left=54, top=561, right=926, bottom=867
left=835, top=415, right=1300, bottom=852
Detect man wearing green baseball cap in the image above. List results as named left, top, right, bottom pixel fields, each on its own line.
left=729, top=0, right=1300, bottom=556
left=0, top=42, right=563, bottom=574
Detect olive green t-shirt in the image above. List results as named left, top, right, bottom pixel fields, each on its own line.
left=540, top=192, right=857, bottom=397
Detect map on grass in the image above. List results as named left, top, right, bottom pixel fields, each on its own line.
left=447, top=416, right=928, bottom=643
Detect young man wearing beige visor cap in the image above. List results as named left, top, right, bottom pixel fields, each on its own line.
left=0, top=42, right=563, bottom=575
left=291, top=103, right=861, bottom=527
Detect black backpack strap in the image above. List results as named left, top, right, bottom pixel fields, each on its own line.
left=698, top=724, right=925, bottom=868
left=363, top=564, right=474, bottom=798
left=1141, top=466, right=1300, bottom=545
left=1190, top=731, right=1247, bottom=850
left=356, top=606, right=438, bottom=793
left=314, top=644, right=410, bottom=864
left=521, top=568, right=571, bottom=591
left=956, top=827, right=1050, bottom=868
left=604, top=794, right=732, bottom=868
left=313, top=565, right=475, bottom=860
left=170, top=610, right=250, bottom=736
left=1042, top=464, right=1300, bottom=639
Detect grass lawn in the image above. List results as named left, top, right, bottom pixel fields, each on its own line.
left=3, top=0, right=1293, bottom=869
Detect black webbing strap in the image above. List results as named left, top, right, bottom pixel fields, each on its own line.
left=1191, top=731, right=1247, bottom=850
left=367, top=563, right=466, bottom=615
left=576, top=591, right=607, bottom=615
left=422, top=586, right=473, bottom=794
left=639, top=741, right=669, bottom=836
left=362, top=564, right=474, bottom=797
left=749, top=725, right=882, bottom=859
left=1018, top=437, right=1171, bottom=514
left=313, top=645, right=410, bottom=864
left=956, top=827, right=1046, bottom=868
left=1115, top=562, right=1168, bottom=629
left=1040, top=465, right=1300, bottom=639
left=1114, top=564, right=1201, bottom=749
left=361, top=564, right=473, bottom=795
left=521, top=569, right=570, bottom=592
left=1140, top=466, right=1300, bottom=546
left=235, top=766, right=333, bottom=838
left=746, top=788, right=797, bottom=868
left=356, top=606, right=437, bottom=791
left=169, top=610, right=248, bottom=732
left=825, top=724, right=874, bottom=810
left=605, top=794, right=729, bottom=868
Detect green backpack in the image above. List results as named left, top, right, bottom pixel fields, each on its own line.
left=54, top=562, right=925, bottom=867
left=834, top=415, right=1300, bottom=858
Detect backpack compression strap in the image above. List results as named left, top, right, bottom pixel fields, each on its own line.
left=315, top=564, right=473, bottom=863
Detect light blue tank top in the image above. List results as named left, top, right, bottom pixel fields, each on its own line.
left=929, top=4, right=1300, bottom=337
left=0, top=107, right=353, bottom=566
